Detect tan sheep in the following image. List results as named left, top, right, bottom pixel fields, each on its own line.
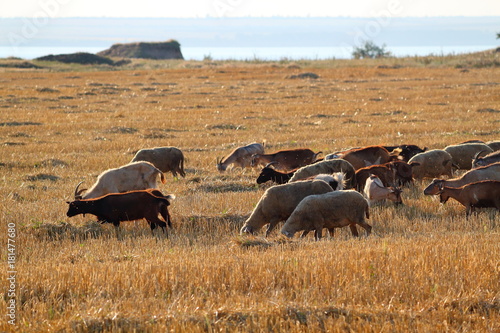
left=408, top=149, right=454, bottom=179
left=131, top=146, right=186, bottom=178
left=281, top=190, right=372, bottom=241
left=444, top=143, right=493, bottom=170
left=288, top=159, right=356, bottom=188
left=240, top=180, right=333, bottom=237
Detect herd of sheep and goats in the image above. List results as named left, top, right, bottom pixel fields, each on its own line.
left=66, top=140, right=500, bottom=240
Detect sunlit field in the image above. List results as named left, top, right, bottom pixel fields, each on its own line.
left=1, top=56, right=499, bottom=332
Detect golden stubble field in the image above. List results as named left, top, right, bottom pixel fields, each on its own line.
left=1, top=62, right=499, bottom=332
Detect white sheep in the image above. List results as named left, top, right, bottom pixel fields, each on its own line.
left=281, top=190, right=372, bottom=240
left=407, top=149, right=454, bottom=179
left=240, top=180, right=333, bottom=237
left=444, top=143, right=493, bottom=170
left=312, top=172, right=345, bottom=191
left=289, top=159, right=356, bottom=188
left=363, top=174, right=403, bottom=206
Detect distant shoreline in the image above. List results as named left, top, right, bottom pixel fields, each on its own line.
left=0, top=45, right=495, bottom=61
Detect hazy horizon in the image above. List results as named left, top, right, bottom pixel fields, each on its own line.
left=1, top=16, right=498, bottom=59
left=2, top=0, right=499, bottom=17
left=1, top=16, right=498, bottom=46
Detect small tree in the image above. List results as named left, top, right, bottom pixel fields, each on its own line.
left=352, top=41, right=392, bottom=59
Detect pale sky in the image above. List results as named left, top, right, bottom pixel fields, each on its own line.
left=2, top=0, right=500, bottom=18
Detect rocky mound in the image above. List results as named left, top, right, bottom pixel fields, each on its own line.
left=36, top=52, right=116, bottom=65
left=97, top=40, right=184, bottom=60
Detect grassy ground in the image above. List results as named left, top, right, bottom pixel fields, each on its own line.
left=0, top=56, right=499, bottom=332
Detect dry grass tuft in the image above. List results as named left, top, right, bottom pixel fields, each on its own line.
left=31, top=221, right=109, bottom=241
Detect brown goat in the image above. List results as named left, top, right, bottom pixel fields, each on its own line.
left=423, top=162, right=500, bottom=195
left=433, top=180, right=500, bottom=218
left=355, top=164, right=396, bottom=191
left=67, top=189, right=175, bottom=236
left=251, top=148, right=321, bottom=172
left=339, top=145, right=392, bottom=170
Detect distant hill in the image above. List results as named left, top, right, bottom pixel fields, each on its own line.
left=97, top=40, right=184, bottom=60
left=36, top=52, right=116, bottom=65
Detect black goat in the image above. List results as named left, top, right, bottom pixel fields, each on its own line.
left=67, top=189, right=174, bottom=236
left=256, top=162, right=297, bottom=184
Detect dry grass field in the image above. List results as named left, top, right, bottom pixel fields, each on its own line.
left=1, top=54, right=500, bottom=332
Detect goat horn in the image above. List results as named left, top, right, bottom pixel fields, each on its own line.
left=265, top=161, right=278, bottom=168
left=473, top=150, right=487, bottom=161
left=74, top=181, right=85, bottom=199
left=373, top=179, right=386, bottom=189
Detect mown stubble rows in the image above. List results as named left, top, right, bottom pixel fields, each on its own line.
left=0, top=63, right=499, bottom=332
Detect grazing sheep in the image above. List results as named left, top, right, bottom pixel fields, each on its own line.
left=407, top=149, right=454, bottom=179
left=363, top=174, right=403, bottom=206
left=240, top=180, right=333, bottom=237
left=431, top=180, right=500, bottom=218
left=444, top=143, right=493, bottom=170
left=472, top=150, right=500, bottom=169
left=131, top=146, right=186, bottom=178
left=423, top=162, right=500, bottom=195
left=296, top=173, right=346, bottom=239
left=281, top=190, right=372, bottom=241
left=289, top=159, right=356, bottom=189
